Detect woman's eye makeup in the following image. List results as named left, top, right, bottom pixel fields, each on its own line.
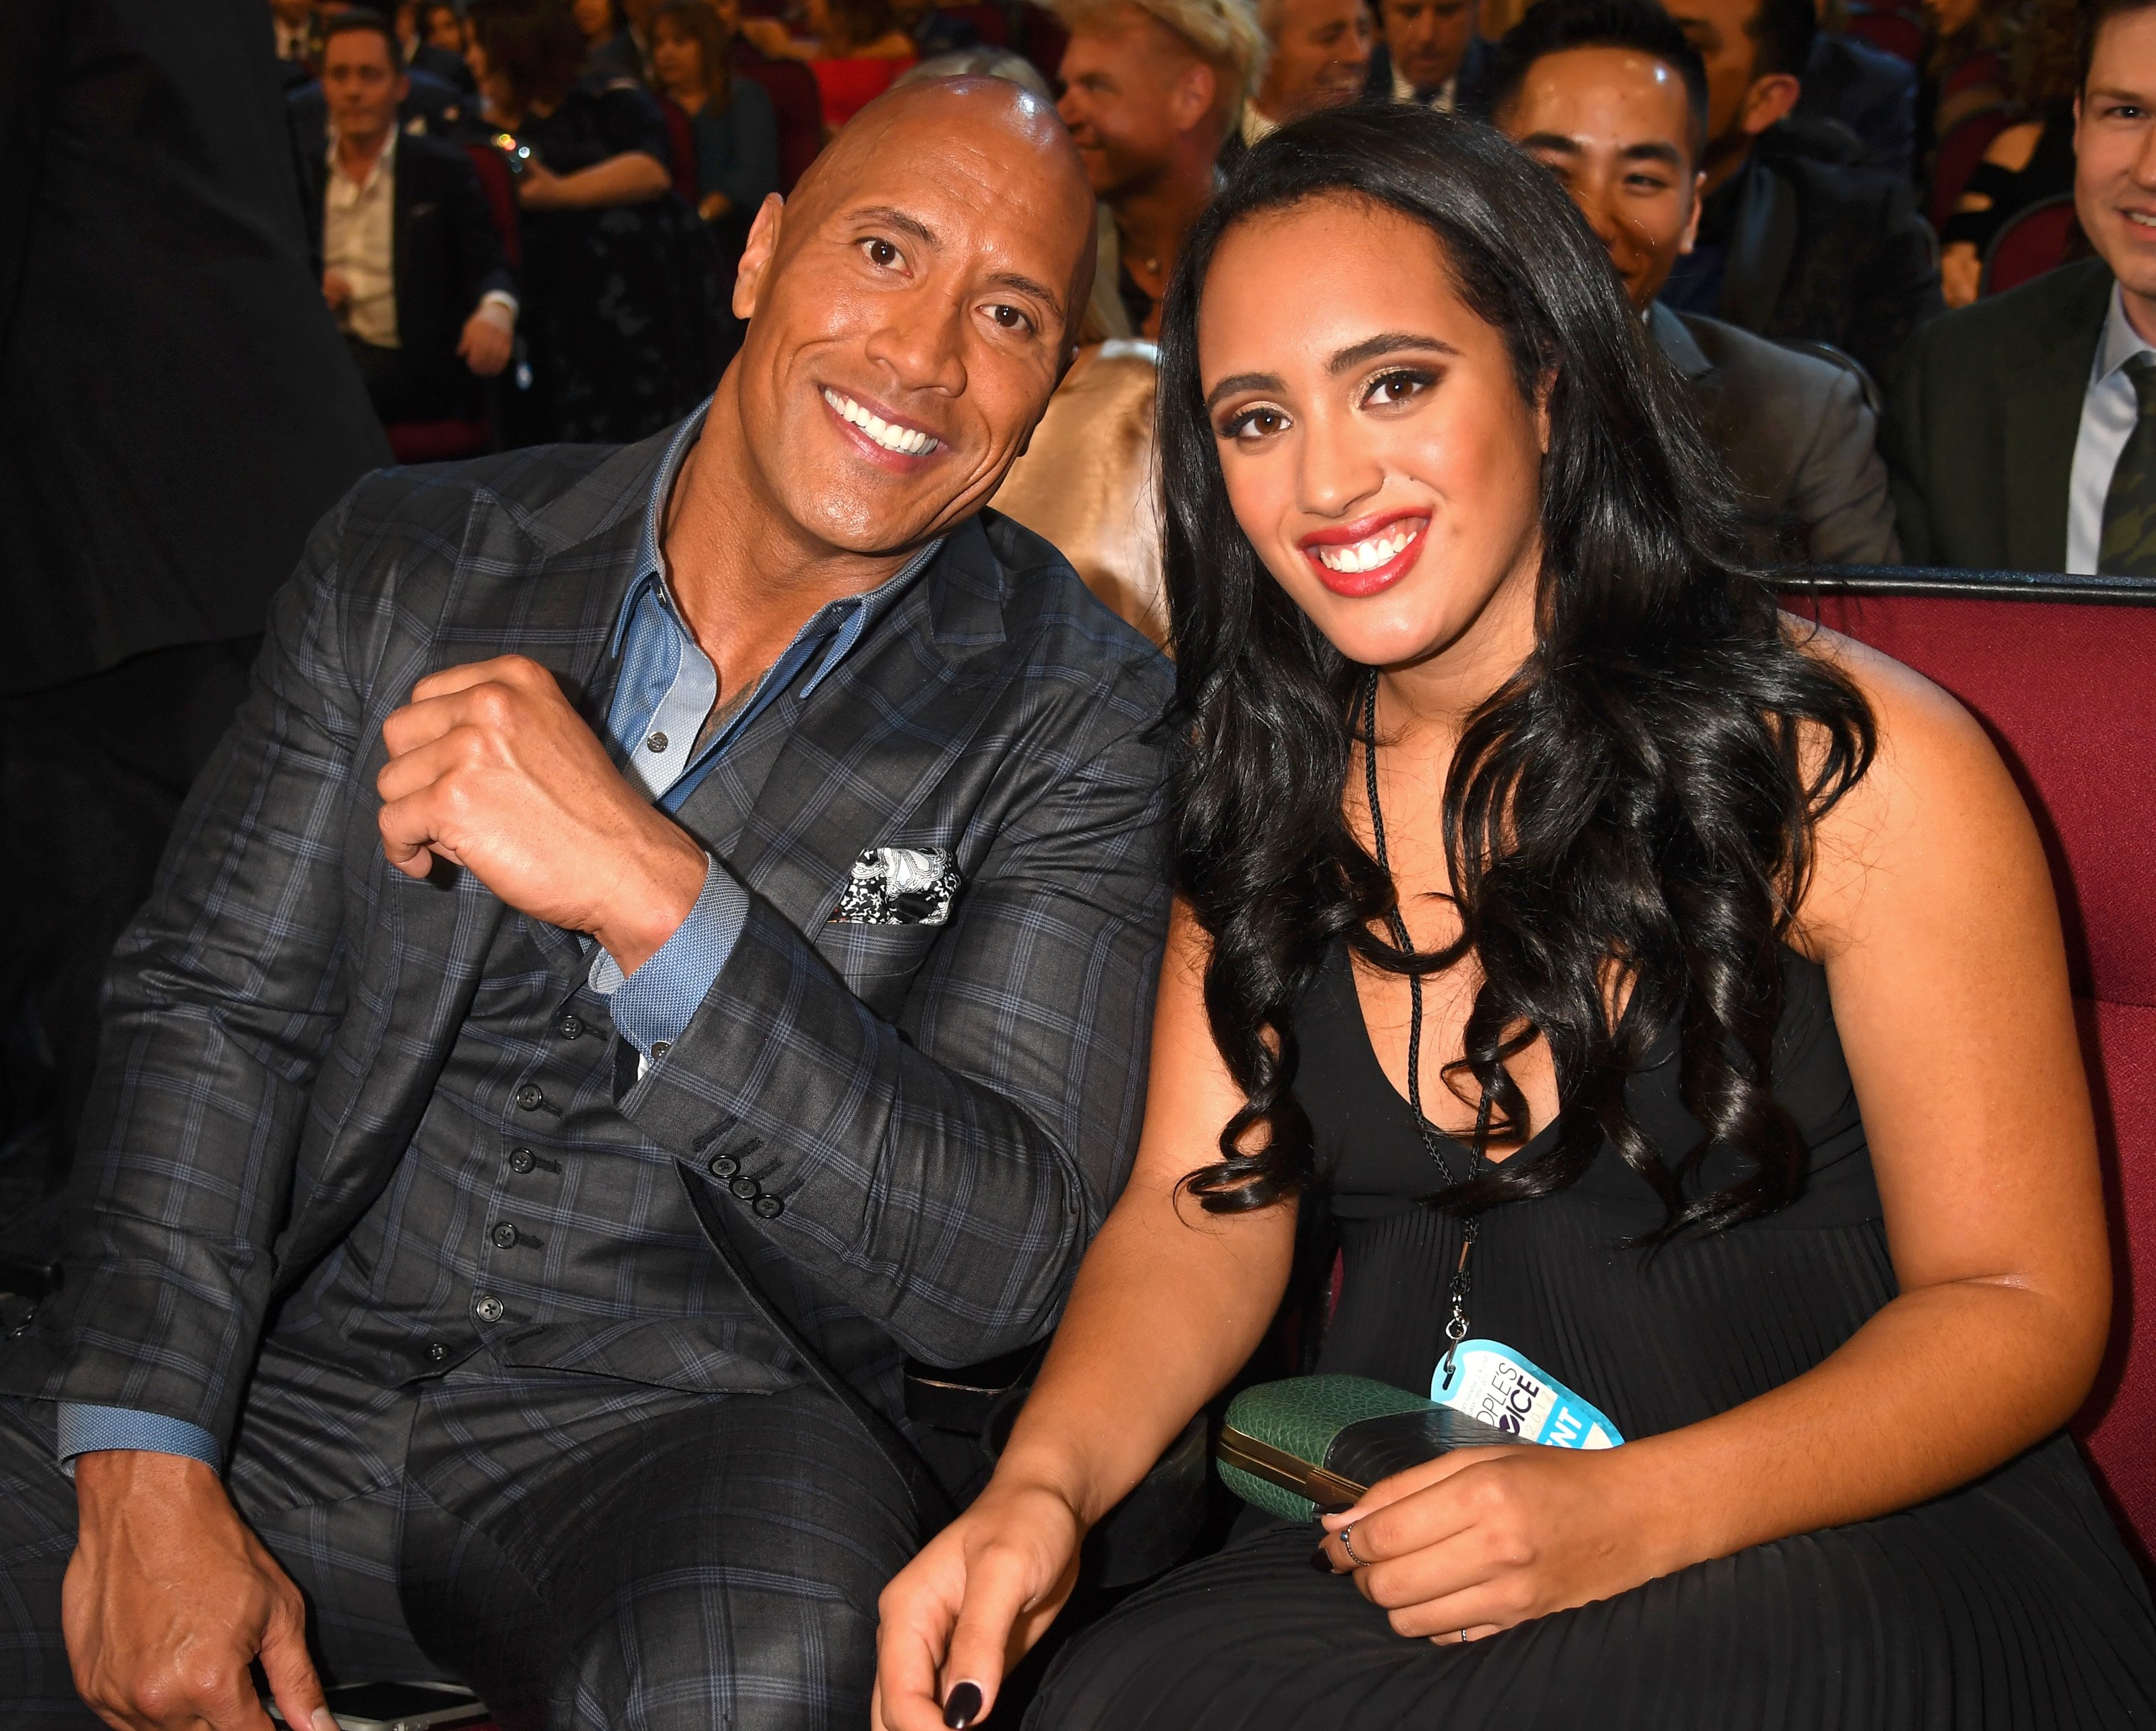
left=1218, top=403, right=1291, bottom=441
left=1361, top=365, right=1437, bottom=408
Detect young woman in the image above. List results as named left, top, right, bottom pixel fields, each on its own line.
left=572, top=0, right=649, bottom=83
left=467, top=0, right=724, bottom=442
left=872, top=107, right=2156, bottom=1729
left=650, top=0, right=780, bottom=225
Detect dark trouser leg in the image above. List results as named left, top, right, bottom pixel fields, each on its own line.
left=345, top=336, right=464, bottom=426
left=400, top=1379, right=921, bottom=1731
left=0, top=639, right=257, bottom=1177
left=0, top=1400, right=99, bottom=1727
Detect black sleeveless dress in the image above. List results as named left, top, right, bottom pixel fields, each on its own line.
left=1027, top=945, right=2156, bottom=1728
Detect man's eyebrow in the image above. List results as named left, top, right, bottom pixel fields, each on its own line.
left=1520, top=130, right=1583, bottom=156
left=1204, top=371, right=1284, bottom=410
left=849, top=204, right=939, bottom=247
left=1328, top=331, right=1460, bottom=372
left=988, top=269, right=1065, bottom=318
left=2088, top=83, right=2156, bottom=104
left=1619, top=140, right=1687, bottom=167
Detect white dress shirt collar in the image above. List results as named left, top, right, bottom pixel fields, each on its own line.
left=1391, top=60, right=1457, bottom=111
left=2064, top=283, right=2156, bottom=574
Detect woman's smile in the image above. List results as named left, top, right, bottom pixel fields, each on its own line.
left=1300, top=510, right=1430, bottom=595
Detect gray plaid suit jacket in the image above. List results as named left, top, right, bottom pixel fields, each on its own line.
left=1, top=428, right=1174, bottom=1451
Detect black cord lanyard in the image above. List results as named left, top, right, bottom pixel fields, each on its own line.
left=1360, top=669, right=1483, bottom=1367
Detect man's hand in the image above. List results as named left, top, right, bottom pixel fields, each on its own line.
left=64, top=1451, right=331, bottom=1731
left=458, top=306, right=514, bottom=376
left=376, top=655, right=708, bottom=973
left=321, top=270, right=353, bottom=314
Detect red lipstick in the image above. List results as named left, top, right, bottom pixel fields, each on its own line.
left=1299, top=510, right=1429, bottom=598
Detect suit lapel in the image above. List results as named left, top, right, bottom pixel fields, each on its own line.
left=2002, top=262, right=2114, bottom=570
left=1720, top=157, right=1798, bottom=336
left=676, top=518, right=1013, bottom=935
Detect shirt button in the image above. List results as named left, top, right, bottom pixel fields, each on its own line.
left=706, top=1152, right=740, bottom=1179
left=645, top=731, right=669, bottom=753
left=515, top=1083, right=545, bottom=1111
left=729, top=1175, right=760, bottom=1201
left=491, top=1222, right=520, bottom=1249
left=752, top=1194, right=784, bottom=1219
left=508, top=1147, right=536, bottom=1175
left=474, top=1294, right=505, bottom=1323
left=556, top=1012, right=585, bottom=1039
left=426, top=1341, right=450, bottom=1363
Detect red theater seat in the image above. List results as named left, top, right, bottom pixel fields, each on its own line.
left=1844, top=4, right=1927, bottom=64
left=1981, top=193, right=2083, bottom=297
left=1929, top=104, right=2012, bottom=229
left=1787, top=569, right=2156, bottom=1562
left=734, top=51, right=824, bottom=191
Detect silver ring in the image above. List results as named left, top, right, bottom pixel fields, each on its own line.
left=1338, top=1524, right=1367, bottom=1566
left=1458, top=1629, right=1472, bottom=1645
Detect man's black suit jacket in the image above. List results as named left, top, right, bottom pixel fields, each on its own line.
left=1687, top=129, right=1943, bottom=392
left=299, top=133, right=517, bottom=423
left=1882, top=258, right=2112, bottom=571
left=1359, top=37, right=1493, bottom=118
left=0, top=0, right=389, bottom=694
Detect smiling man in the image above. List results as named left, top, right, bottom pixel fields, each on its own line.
left=1886, top=0, right=2156, bottom=572
left=0, top=76, right=1171, bottom=1731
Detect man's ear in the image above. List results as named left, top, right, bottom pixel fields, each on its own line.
left=731, top=192, right=787, bottom=321
left=1679, top=170, right=1705, bottom=254
left=1738, top=70, right=1801, bottom=138
left=1173, top=60, right=1219, bottom=135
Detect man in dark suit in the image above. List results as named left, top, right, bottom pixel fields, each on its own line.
left=1886, top=0, right=2156, bottom=572
left=1654, top=0, right=1940, bottom=385
left=1361, top=0, right=1493, bottom=116
left=0, top=0, right=387, bottom=1193
left=1793, top=27, right=1917, bottom=180
left=1496, top=0, right=1898, bottom=561
left=300, top=11, right=517, bottom=426
left=0, top=76, right=1166, bottom=1731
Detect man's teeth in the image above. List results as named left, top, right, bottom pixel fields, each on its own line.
left=1315, top=525, right=1419, bottom=573
left=823, top=387, right=939, bottom=456
left=2129, top=211, right=2156, bottom=230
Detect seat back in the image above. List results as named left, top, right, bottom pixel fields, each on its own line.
left=1018, top=1, right=1069, bottom=80
left=1929, top=104, right=2012, bottom=229
left=1981, top=193, right=2083, bottom=298
left=1787, top=569, right=2156, bottom=1557
left=461, top=140, right=522, bottom=270
left=733, top=52, right=824, bottom=191
left=1844, top=4, right=1927, bottom=63
left=941, top=2, right=1010, bottom=43
left=655, top=94, right=701, bottom=201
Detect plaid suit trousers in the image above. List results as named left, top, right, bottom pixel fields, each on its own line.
left=0, top=1348, right=916, bottom=1730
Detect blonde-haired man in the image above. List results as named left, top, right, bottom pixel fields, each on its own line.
left=1054, top=0, right=1263, bottom=338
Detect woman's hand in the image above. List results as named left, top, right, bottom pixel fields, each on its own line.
left=515, top=159, right=568, bottom=208
left=1313, top=1444, right=1685, bottom=1643
left=872, top=1477, right=1087, bottom=1731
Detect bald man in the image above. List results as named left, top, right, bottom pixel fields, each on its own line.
left=0, top=80, right=1171, bottom=1731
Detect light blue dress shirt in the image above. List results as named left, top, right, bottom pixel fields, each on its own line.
left=54, top=401, right=939, bottom=1471
left=2066, top=283, right=2156, bottom=574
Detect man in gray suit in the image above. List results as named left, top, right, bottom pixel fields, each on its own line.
left=0, top=77, right=1168, bottom=1731
left=1493, top=0, right=1899, bottom=564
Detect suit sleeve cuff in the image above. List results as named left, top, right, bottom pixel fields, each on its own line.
left=55, top=1405, right=224, bottom=1477
left=589, top=855, right=746, bottom=1059
left=476, top=290, right=519, bottom=329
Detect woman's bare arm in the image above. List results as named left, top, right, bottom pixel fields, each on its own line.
left=873, top=905, right=1298, bottom=1731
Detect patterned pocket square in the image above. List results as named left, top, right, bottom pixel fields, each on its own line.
left=831, top=845, right=961, bottom=926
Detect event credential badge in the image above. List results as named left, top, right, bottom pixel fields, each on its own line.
left=1432, top=1341, right=1623, bottom=1449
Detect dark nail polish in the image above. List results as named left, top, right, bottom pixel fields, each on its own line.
left=1309, top=1542, right=1335, bottom=1574
left=944, top=1681, right=984, bottom=1729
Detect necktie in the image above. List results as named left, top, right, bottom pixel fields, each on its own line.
left=2099, top=352, right=2156, bottom=576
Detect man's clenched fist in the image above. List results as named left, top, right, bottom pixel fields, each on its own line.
left=376, top=655, right=707, bottom=974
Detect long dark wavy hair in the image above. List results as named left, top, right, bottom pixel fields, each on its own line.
left=1164, top=107, right=1876, bottom=1241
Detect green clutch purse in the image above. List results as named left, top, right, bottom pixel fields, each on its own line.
left=1215, top=1374, right=1519, bottom=1522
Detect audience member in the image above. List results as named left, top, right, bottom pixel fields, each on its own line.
left=995, top=340, right=1171, bottom=643
left=304, top=12, right=519, bottom=428
left=0, top=78, right=1168, bottom=1731
left=1792, top=15, right=1917, bottom=177
left=1363, top=0, right=1493, bottom=114
left=742, top=0, right=921, bottom=130
left=397, top=0, right=478, bottom=87
left=1657, top=0, right=1943, bottom=385
left=1493, top=0, right=1899, bottom=561
left=272, top=0, right=321, bottom=85
left=894, top=0, right=987, bottom=55
left=1886, top=0, right=2156, bottom=571
left=623, top=0, right=665, bottom=72
left=1054, top=0, right=1264, bottom=338
left=1938, top=0, right=2080, bottom=304
left=0, top=0, right=386, bottom=1192
left=651, top=0, right=782, bottom=226
left=287, top=58, right=476, bottom=155
left=576, top=0, right=651, bottom=81
left=469, top=0, right=724, bottom=442
left=1238, top=0, right=1375, bottom=143
left=1925, top=0, right=2012, bottom=135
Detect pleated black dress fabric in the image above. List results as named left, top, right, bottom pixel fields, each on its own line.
left=1026, top=945, right=2156, bottom=1729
